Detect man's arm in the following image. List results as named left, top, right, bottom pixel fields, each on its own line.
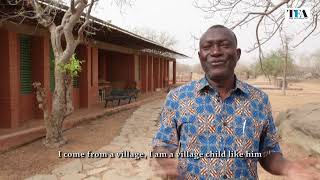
left=151, top=91, right=180, bottom=177
left=260, top=152, right=320, bottom=180
left=259, top=95, right=320, bottom=179
left=259, top=152, right=290, bottom=175
left=152, top=146, right=179, bottom=177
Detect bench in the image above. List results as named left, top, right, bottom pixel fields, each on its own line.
left=104, top=88, right=140, bottom=107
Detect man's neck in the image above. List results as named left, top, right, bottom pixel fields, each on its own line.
left=206, top=74, right=235, bottom=100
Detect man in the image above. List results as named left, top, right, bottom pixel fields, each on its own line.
left=152, top=25, right=320, bottom=179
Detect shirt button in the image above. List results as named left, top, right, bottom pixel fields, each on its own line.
left=222, top=175, right=228, bottom=179
left=223, top=121, right=228, bottom=126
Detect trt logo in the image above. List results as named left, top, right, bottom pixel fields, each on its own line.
left=286, top=8, right=310, bottom=20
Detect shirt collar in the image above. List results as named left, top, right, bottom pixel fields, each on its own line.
left=196, top=75, right=249, bottom=95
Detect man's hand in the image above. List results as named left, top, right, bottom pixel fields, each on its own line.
left=260, top=153, right=320, bottom=180
left=152, top=158, right=179, bottom=178
left=285, top=157, right=320, bottom=180
left=151, top=147, right=179, bottom=179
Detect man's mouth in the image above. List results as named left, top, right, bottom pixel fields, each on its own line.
left=210, top=60, right=225, bottom=66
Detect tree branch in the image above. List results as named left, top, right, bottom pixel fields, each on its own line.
left=256, top=2, right=272, bottom=82
left=77, top=0, right=97, bottom=44
left=293, top=14, right=319, bottom=48
left=70, top=0, right=76, bottom=14
left=231, top=0, right=290, bottom=29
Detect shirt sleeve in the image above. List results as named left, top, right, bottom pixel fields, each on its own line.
left=259, top=95, right=282, bottom=157
left=152, top=91, right=179, bottom=153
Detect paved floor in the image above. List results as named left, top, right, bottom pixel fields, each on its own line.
left=26, top=100, right=164, bottom=180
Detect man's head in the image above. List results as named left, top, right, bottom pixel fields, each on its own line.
left=198, top=25, right=241, bottom=81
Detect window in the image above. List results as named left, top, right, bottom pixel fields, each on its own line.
left=20, top=35, right=32, bottom=94
left=49, top=45, right=55, bottom=92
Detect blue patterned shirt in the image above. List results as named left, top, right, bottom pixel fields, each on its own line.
left=152, top=77, right=281, bottom=180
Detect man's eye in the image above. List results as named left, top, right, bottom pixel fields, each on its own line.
left=220, top=42, right=231, bottom=47
left=202, top=45, right=211, bottom=50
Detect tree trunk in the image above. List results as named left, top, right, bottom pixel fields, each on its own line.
left=43, top=114, right=66, bottom=147
left=43, top=70, right=67, bottom=147
left=282, top=41, right=288, bottom=96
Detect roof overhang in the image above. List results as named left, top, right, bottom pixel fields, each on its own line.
left=1, top=1, right=189, bottom=59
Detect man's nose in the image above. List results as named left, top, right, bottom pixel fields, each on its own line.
left=210, top=45, right=223, bottom=57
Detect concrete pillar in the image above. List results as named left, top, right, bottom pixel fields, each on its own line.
left=0, top=30, right=20, bottom=128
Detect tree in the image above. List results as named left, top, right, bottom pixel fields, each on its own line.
left=194, top=0, right=319, bottom=49
left=235, top=64, right=251, bottom=79
left=253, top=49, right=294, bottom=81
left=131, top=27, right=177, bottom=49
left=0, top=0, right=130, bottom=147
left=302, top=50, right=320, bottom=74
left=193, top=0, right=320, bottom=79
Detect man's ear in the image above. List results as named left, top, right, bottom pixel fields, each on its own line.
left=198, top=51, right=201, bottom=60
left=236, top=48, right=241, bottom=62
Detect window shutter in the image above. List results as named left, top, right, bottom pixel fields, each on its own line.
left=73, top=76, right=79, bottom=88
left=20, top=35, right=32, bottom=94
left=49, top=46, right=55, bottom=92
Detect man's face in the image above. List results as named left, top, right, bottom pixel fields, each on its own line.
left=198, top=28, right=241, bottom=81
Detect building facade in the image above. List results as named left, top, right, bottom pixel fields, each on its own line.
left=0, top=20, right=183, bottom=129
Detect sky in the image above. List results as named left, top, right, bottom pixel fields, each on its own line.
left=92, top=0, right=320, bottom=66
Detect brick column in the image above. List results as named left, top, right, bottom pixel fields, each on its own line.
left=148, top=55, right=154, bottom=92
left=78, top=45, right=91, bottom=108
left=153, top=57, right=159, bottom=89
left=163, top=58, right=167, bottom=88
left=159, top=58, right=162, bottom=88
left=32, top=36, right=50, bottom=118
left=161, top=58, right=164, bottom=88
left=173, top=60, right=176, bottom=84
left=167, top=59, right=170, bottom=85
left=90, top=47, right=99, bottom=106
left=140, top=54, right=148, bottom=92
left=158, top=58, right=161, bottom=88
left=0, top=30, right=20, bottom=128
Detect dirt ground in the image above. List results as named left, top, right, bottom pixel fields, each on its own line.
left=0, top=79, right=320, bottom=180
left=253, top=79, right=320, bottom=180
left=0, top=108, right=137, bottom=180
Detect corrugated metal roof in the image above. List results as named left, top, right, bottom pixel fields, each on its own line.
left=13, top=0, right=190, bottom=59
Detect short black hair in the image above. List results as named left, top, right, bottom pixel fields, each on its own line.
left=204, top=25, right=238, bottom=47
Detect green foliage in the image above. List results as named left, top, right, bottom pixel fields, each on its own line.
left=253, top=50, right=294, bottom=78
left=57, top=54, right=83, bottom=77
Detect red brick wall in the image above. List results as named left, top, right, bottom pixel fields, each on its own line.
left=106, top=51, right=134, bottom=82
left=76, top=45, right=99, bottom=108
left=73, top=88, right=80, bottom=110
left=0, top=29, right=20, bottom=128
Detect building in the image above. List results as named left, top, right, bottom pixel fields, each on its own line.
left=0, top=4, right=187, bottom=129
